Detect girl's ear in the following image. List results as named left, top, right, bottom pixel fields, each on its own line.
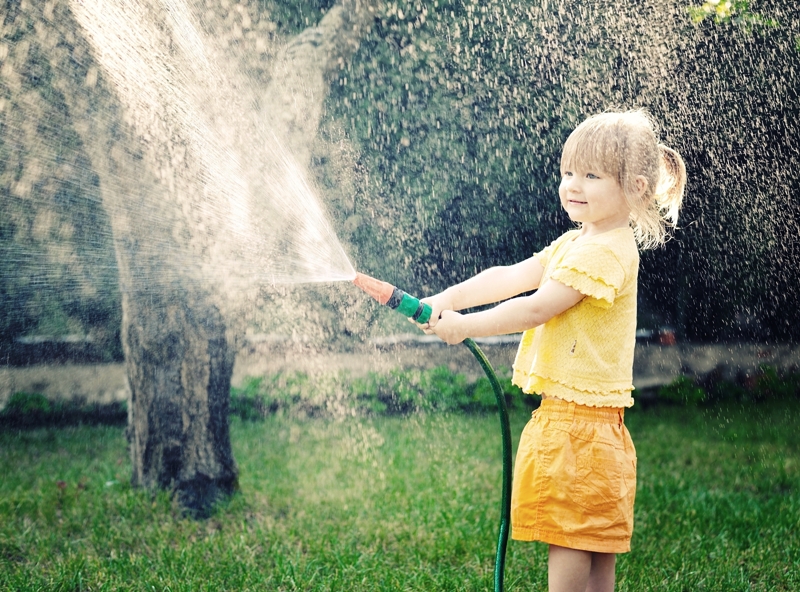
left=634, top=175, right=648, bottom=198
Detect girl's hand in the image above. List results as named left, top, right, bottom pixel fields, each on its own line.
left=418, top=292, right=454, bottom=329
left=426, top=310, right=467, bottom=345
left=420, top=292, right=453, bottom=328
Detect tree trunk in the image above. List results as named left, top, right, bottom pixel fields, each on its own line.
left=124, top=289, right=236, bottom=512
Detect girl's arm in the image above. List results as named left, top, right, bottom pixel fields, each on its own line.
left=423, top=256, right=545, bottom=325
left=426, top=278, right=584, bottom=345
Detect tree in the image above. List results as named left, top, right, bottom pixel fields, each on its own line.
left=2, top=0, right=379, bottom=516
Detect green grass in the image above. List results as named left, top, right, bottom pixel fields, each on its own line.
left=1, top=400, right=798, bottom=591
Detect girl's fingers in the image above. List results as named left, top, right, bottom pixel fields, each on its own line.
left=408, top=317, right=434, bottom=334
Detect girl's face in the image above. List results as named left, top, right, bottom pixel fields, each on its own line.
left=559, top=165, right=635, bottom=236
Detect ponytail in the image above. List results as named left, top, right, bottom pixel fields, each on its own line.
left=654, top=145, right=687, bottom=229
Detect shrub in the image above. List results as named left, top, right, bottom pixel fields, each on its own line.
left=229, top=373, right=311, bottom=420
left=0, top=392, right=127, bottom=429
left=658, top=375, right=707, bottom=406
left=229, top=366, right=533, bottom=420
left=351, top=367, right=472, bottom=415
left=704, top=378, right=750, bottom=404
left=4, top=391, right=52, bottom=415
left=469, top=370, right=536, bottom=412
left=751, top=365, right=800, bottom=401
left=660, top=366, right=800, bottom=408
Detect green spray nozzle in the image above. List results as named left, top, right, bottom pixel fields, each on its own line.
left=352, top=272, right=432, bottom=324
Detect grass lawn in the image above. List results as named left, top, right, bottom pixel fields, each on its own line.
left=1, top=400, right=798, bottom=591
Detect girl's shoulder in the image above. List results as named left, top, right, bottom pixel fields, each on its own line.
left=575, top=227, right=638, bottom=259
left=548, top=229, right=582, bottom=250
left=539, top=228, right=637, bottom=272
left=559, top=227, right=639, bottom=278
left=550, top=228, right=639, bottom=303
left=535, top=229, right=581, bottom=264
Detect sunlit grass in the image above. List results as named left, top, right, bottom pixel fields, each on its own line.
left=1, top=400, right=798, bottom=591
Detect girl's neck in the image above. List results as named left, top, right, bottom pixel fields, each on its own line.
left=578, top=219, right=630, bottom=239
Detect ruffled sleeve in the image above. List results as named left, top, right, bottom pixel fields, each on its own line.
left=533, top=232, right=573, bottom=269
left=549, top=243, right=625, bottom=308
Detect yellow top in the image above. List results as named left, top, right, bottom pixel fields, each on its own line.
left=512, top=227, right=639, bottom=408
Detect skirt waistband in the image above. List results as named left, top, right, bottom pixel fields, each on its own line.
left=537, top=398, right=624, bottom=424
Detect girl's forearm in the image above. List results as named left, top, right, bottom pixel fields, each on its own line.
left=458, top=297, right=548, bottom=337
left=454, top=279, right=585, bottom=340
left=443, top=261, right=541, bottom=310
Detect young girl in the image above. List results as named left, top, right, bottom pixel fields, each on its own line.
left=420, top=110, right=686, bottom=592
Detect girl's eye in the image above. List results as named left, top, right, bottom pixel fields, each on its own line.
left=586, top=173, right=599, bottom=179
left=563, top=171, right=573, bottom=177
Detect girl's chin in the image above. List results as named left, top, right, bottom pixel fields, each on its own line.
left=562, top=203, right=586, bottom=222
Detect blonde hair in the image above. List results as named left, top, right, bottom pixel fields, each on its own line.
left=560, top=110, right=687, bottom=249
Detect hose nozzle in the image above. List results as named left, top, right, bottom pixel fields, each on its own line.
left=352, top=272, right=433, bottom=324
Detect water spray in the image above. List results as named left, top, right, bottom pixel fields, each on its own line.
left=352, top=271, right=512, bottom=592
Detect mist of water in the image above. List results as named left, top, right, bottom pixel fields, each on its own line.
left=70, top=0, right=356, bottom=288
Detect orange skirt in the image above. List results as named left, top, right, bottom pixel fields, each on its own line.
left=511, top=398, right=637, bottom=554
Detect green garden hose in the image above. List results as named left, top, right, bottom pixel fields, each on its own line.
left=463, top=337, right=512, bottom=592
left=352, top=272, right=512, bottom=592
